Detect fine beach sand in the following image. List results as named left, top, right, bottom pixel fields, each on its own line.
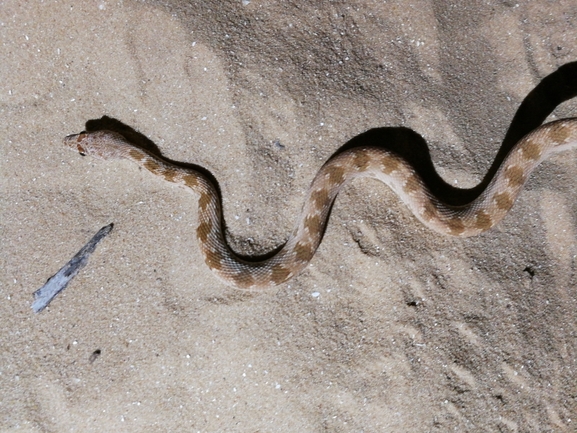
left=1, top=1, right=576, bottom=431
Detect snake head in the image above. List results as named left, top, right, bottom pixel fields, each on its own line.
left=63, top=130, right=130, bottom=160
left=63, top=132, right=90, bottom=156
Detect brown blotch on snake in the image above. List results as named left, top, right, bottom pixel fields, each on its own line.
left=494, top=192, right=514, bottom=211
left=311, top=188, right=329, bottom=208
left=198, top=193, right=212, bottom=213
left=549, top=122, right=571, bottom=144
left=446, top=217, right=466, bottom=236
left=182, top=174, right=199, bottom=188
left=294, top=242, right=314, bottom=262
left=304, top=214, right=322, bottom=235
left=504, top=165, right=526, bottom=188
left=474, top=210, right=493, bottom=231
left=381, top=154, right=401, bottom=174
left=63, top=118, right=577, bottom=289
left=129, top=149, right=146, bottom=161
left=422, top=201, right=439, bottom=222
left=270, top=264, right=292, bottom=285
left=328, top=166, right=346, bottom=184
left=231, top=272, right=256, bottom=289
left=196, top=221, right=212, bottom=243
left=520, top=140, right=542, bottom=161
left=204, top=249, right=224, bottom=272
left=403, top=175, right=421, bottom=195
left=353, top=152, right=371, bottom=171
left=144, top=159, right=161, bottom=172
left=162, top=168, right=179, bottom=183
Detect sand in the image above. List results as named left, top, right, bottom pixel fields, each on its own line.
left=1, top=1, right=576, bottom=431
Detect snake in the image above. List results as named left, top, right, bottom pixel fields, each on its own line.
left=64, top=118, right=577, bottom=289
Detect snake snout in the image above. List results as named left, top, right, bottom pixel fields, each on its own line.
left=63, top=132, right=89, bottom=155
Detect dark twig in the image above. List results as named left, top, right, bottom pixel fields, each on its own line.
left=32, top=223, right=113, bottom=313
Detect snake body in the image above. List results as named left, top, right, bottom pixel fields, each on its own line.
left=65, top=118, right=577, bottom=289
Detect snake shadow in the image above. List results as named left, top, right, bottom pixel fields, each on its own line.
left=80, top=61, right=577, bottom=259
left=336, top=61, right=577, bottom=205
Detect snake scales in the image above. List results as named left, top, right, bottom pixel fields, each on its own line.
left=65, top=118, right=577, bottom=289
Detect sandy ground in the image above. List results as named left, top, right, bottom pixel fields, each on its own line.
left=1, top=1, right=577, bottom=431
